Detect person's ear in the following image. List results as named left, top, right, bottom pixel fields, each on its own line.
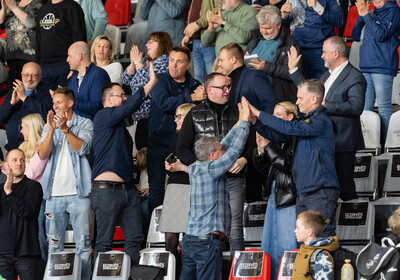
left=288, top=113, right=294, bottom=121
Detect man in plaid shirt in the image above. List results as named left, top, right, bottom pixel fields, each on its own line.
left=180, top=98, right=251, bottom=280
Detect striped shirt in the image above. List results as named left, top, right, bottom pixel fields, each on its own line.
left=186, top=121, right=250, bottom=236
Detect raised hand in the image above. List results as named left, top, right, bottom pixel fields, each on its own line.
left=5, top=0, right=17, bottom=10
left=47, top=110, right=57, bottom=133
left=54, top=111, right=68, bottom=131
left=144, top=62, right=158, bottom=97
left=288, top=46, right=302, bottom=71
left=355, top=0, right=369, bottom=16
left=13, top=79, right=26, bottom=102
left=130, top=45, right=144, bottom=67
left=10, top=89, right=19, bottom=105
left=281, top=2, right=292, bottom=19
left=4, top=165, right=13, bottom=195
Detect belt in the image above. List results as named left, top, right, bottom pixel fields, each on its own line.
left=92, top=181, right=132, bottom=191
left=198, top=233, right=225, bottom=241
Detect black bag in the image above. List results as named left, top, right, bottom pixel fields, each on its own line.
left=130, top=264, right=164, bottom=280
left=356, top=237, right=400, bottom=280
left=332, top=246, right=358, bottom=280
left=275, top=183, right=296, bottom=208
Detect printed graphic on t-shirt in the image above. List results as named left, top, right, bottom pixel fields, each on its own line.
left=40, top=13, right=60, bottom=30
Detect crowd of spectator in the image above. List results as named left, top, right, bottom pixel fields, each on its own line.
left=0, top=0, right=399, bottom=279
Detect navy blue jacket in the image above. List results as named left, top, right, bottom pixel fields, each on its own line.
left=255, top=105, right=339, bottom=194
left=244, top=0, right=285, bottom=10
left=92, top=88, right=146, bottom=185
left=283, top=0, right=344, bottom=49
left=352, top=1, right=400, bottom=76
left=0, top=82, right=52, bottom=151
left=69, top=63, right=111, bottom=120
left=148, top=71, right=201, bottom=147
left=235, top=67, right=277, bottom=113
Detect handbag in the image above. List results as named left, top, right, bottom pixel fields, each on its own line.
left=274, top=171, right=296, bottom=208
left=130, top=264, right=164, bottom=280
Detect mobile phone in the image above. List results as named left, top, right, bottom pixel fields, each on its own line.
left=165, top=153, right=177, bottom=164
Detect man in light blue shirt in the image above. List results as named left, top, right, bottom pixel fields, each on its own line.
left=38, top=87, right=93, bottom=280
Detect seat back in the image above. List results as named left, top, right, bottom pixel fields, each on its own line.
left=104, top=25, right=121, bottom=58
left=43, top=251, right=82, bottom=280
left=139, top=249, right=176, bottom=280
left=0, top=128, right=7, bottom=160
left=104, top=0, right=131, bottom=26
left=146, top=205, right=165, bottom=247
left=335, top=199, right=375, bottom=253
left=373, top=197, right=400, bottom=244
left=354, top=153, right=378, bottom=199
left=133, top=0, right=145, bottom=24
left=229, top=249, right=271, bottom=280
left=360, top=111, right=381, bottom=155
left=277, top=249, right=300, bottom=280
left=243, top=201, right=267, bottom=245
left=382, top=153, right=400, bottom=196
left=391, top=72, right=400, bottom=107
left=92, top=251, right=131, bottom=279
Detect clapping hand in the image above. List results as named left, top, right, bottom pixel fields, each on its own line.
left=256, top=132, right=270, bottom=153
left=355, top=0, right=369, bottom=16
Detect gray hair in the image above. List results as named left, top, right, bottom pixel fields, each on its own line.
left=327, top=36, right=349, bottom=59
left=256, top=5, right=281, bottom=25
left=194, top=137, right=220, bottom=162
left=298, top=79, right=325, bottom=104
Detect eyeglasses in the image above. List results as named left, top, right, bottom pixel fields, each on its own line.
left=110, top=94, right=126, bottom=98
left=175, top=114, right=183, bottom=120
left=209, top=84, right=232, bottom=92
left=21, top=73, right=40, bottom=79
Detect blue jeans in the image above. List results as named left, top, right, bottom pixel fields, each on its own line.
left=227, top=177, right=246, bottom=259
left=180, top=235, right=223, bottom=280
left=90, top=187, right=144, bottom=264
left=261, top=182, right=297, bottom=280
left=363, top=73, right=394, bottom=136
left=41, top=63, right=70, bottom=90
left=147, top=142, right=169, bottom=214
left=296, top=188, right=339, bottom=237
left=300, top=48, right=326, bottom=80
left=38, top=199, right=48, bottom=262
left=192, top=39, right=215, bottom=84
left=45, top=195, right=92, bottom=280
left=0, top=255, right=39, bottom=280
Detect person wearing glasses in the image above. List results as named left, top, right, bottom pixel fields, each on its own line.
left=176, top=72, right=251, bottom=259
left=91, top=64, right=158, bottom=265
left=0, top=62, right=52, bottom=151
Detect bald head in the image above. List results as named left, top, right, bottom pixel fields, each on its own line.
left=67, top=41, right=90, bottom=72
left=21, top=62, right=41, bottom=91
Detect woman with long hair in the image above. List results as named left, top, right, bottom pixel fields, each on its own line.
left=122, top=31, right=173, bottom=150
left=90, top=35, right=123, bottom=85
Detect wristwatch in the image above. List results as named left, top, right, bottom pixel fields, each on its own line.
left=220, top=21, right=226, bottom=28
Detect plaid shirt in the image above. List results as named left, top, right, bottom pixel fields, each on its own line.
left=186, top=121, right=250, bottom=236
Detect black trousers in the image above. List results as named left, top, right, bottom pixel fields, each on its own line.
left=335, top=151, right=358, bottom=201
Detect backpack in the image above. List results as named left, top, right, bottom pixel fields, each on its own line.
left=309, top=246, right=358, bottom=280
left=356, top=237, right=400, bottom=280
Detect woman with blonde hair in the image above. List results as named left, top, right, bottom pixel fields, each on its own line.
left=91, top=35, right=123, bottom=85
left=159, top=103, right=195, bottom=275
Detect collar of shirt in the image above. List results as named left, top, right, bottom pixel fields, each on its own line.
left=324, top=60, right=349, bottom=97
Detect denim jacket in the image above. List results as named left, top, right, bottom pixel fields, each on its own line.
left=40, top=113, right=93, bottom=200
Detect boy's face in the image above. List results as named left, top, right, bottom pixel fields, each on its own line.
left=294, top=219, right=309, bottom=243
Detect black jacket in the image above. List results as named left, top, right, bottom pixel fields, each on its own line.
left=253, top=142, right=294, bottom=207
left=245, top=27, right=299, bottom=104
left=0, top=176, right=43, bottom=257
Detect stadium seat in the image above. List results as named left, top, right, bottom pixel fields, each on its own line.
left=139, top=249, right=176, bottom=280
left=43, top=251, right=82, bottom=279
left=354, top=153, right=379, bottom=200
left=373, top=197, right=400, bottom=244
left=104, top=25, right=121, bottom=58
left=243, top=201, right=268, bottom=247
left=92, top=250, right=131, bottom=279
left=359, top=110, right=381, bottom=155
left=382, top=153, right=400, bottom=197
left=277, top=249, right=300, bottom=280
left=392, top=72, right=400, bottom=106
left=384, top=111, right=400, bottom=151
left=335, top=199, right=375, bottom=253
left=229, top=249, right=271, bottom=280
left=146, top=205, right=165, bottom=248
left=0, top=128, right=7, bottom=161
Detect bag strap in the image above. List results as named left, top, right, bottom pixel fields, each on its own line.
left=307, top=248, right=324, bottom=278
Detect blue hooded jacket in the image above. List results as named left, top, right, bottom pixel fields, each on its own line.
left=352, top=0, right=400, bottom=76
